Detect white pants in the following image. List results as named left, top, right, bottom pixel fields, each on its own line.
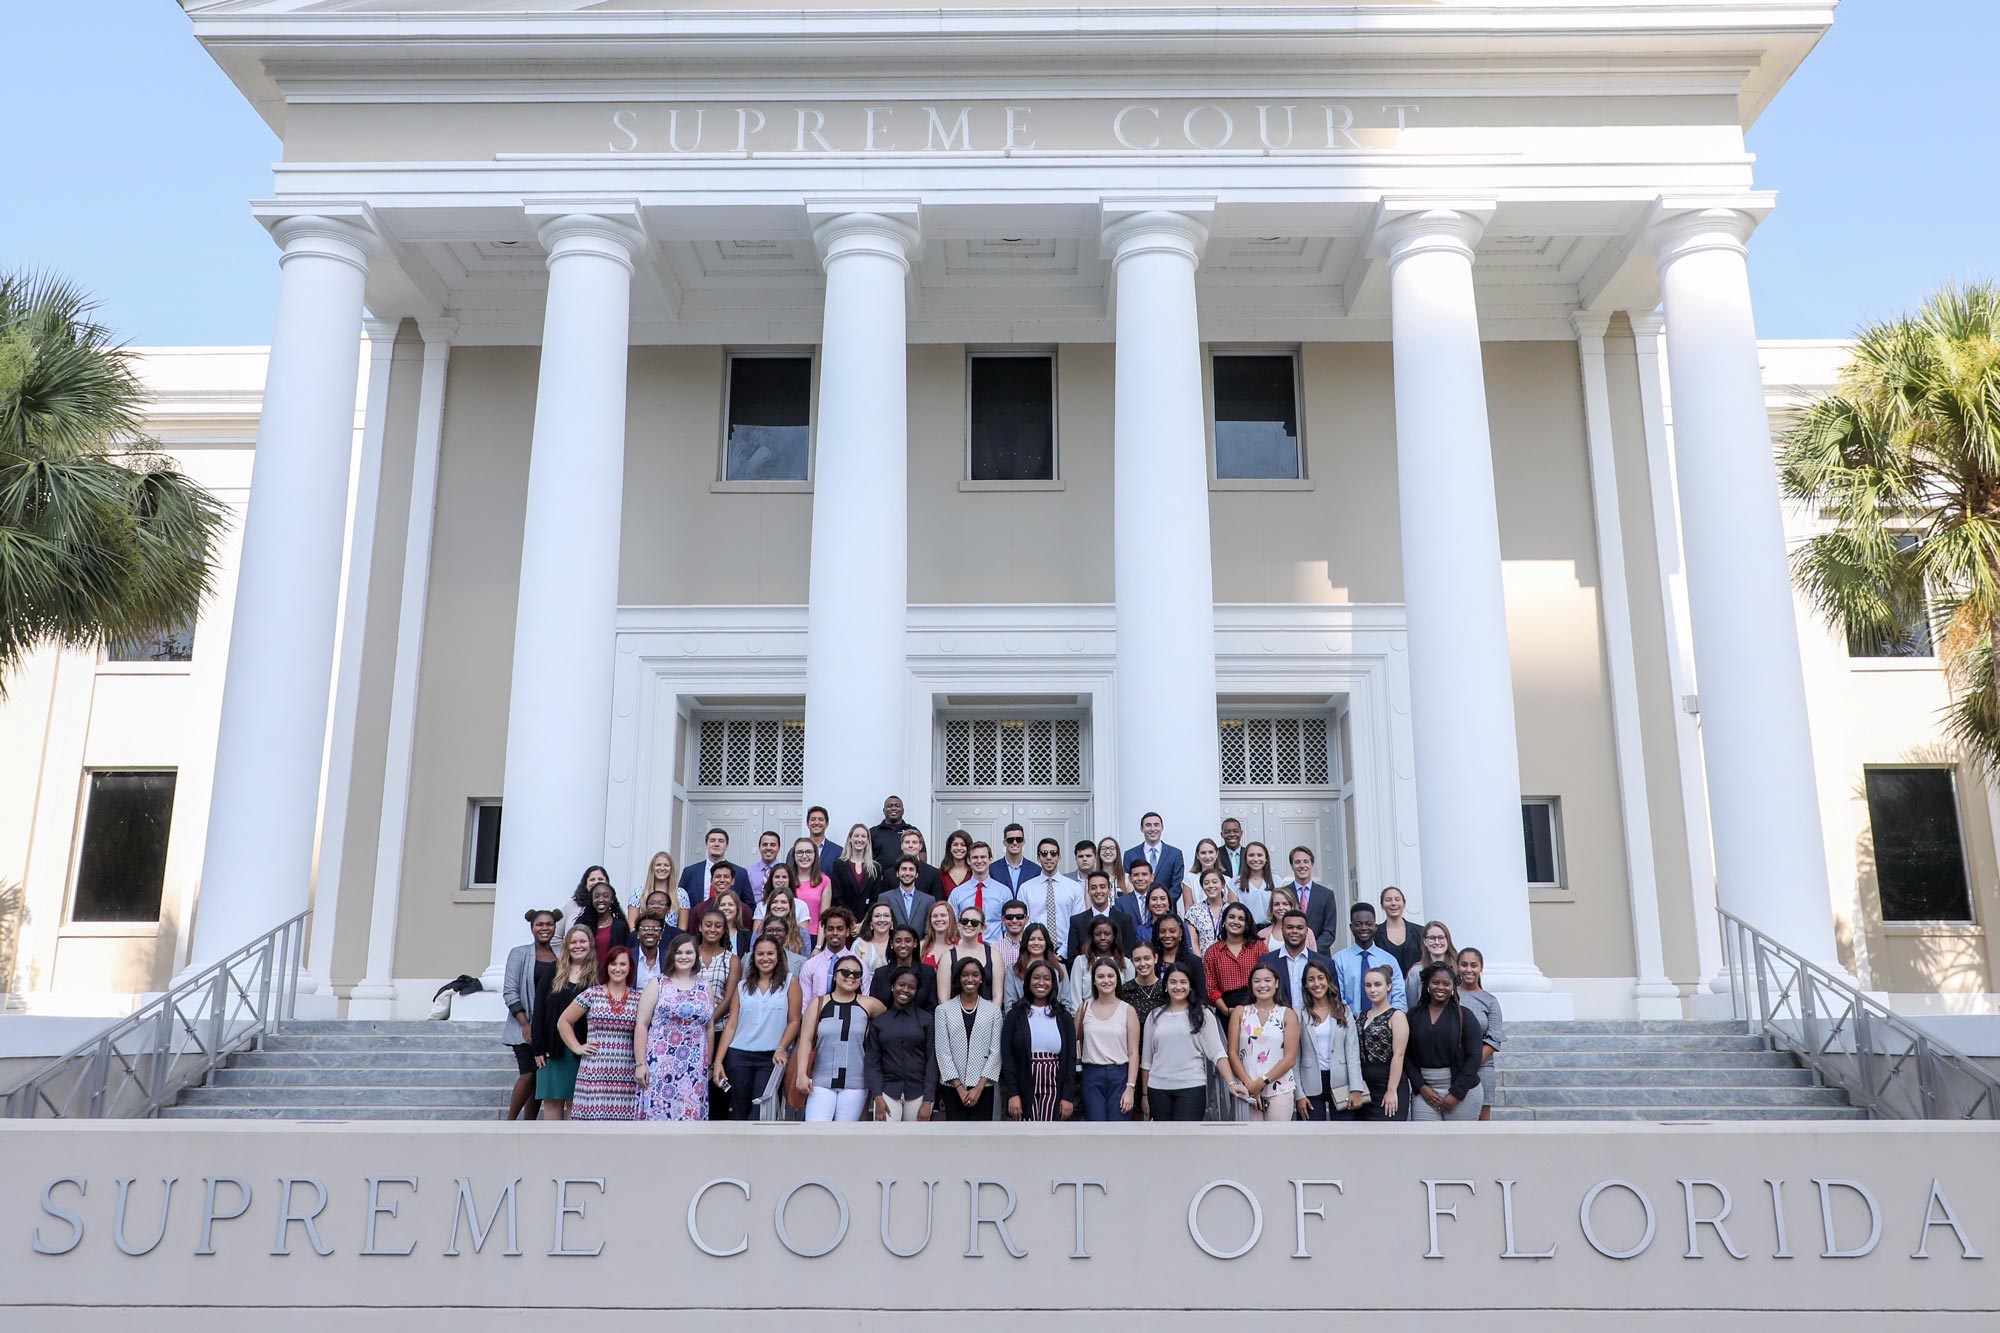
left=880, top=1095, right=926, bottom=1122
left=805, top=1087, right=867, bottom=1122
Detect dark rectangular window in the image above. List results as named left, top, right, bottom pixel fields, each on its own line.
left=1864, top=768, right=1972, bottom=921
left=723, top=355, right=812, bottom=481
left=467, top=801, right=503, bottom=890
left=1523, top=799, right=1563, bottom=888
left=106, top=620, right=196, bottom=663
left=1213, top=353, right=1302, bottom=480
left=1847, top=536, right=1934, bottom=658
left=72, top=771, right=176, bottom=923
left=968, top=354, right=1056, bottom=481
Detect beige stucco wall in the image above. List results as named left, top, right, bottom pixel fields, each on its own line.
left=2, top=1121, right=1993, bottom=1325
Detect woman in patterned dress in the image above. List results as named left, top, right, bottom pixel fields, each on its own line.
left=1225, top=962, right=1300, bottom=1122
left=634, top=935, right=713, bottom=1122
left=557, top=945, right=640, bottom=1121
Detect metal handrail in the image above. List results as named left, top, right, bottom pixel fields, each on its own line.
left=1, top=910, right=311, bottom=1119
left=1718, top=908, right=1999, bottom=1119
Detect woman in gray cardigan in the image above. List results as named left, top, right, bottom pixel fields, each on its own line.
left=933, top=956, right=1005, bottom=1121
left=1294, top=959, right=1366, bottom=1120
left=501, top=908, right=560, bottom=1120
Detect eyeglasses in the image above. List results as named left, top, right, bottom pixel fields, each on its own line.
left=1003, top=912, right=1026, bottom=923
left=834, top=968, right=863, bottom=981
left=1005, top=835, right=1024, bottom=844
left=961, top=918, right=984, bottom=928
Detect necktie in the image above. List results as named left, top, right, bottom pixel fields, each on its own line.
left=1146, top=844, right=1158, bottom=870
left=974, top=881, right=986, bottom=913
left=1044, top=877, right=1059, bottom=938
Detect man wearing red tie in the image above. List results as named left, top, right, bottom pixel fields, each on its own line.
left=948, top=841, right=1001, bottom=926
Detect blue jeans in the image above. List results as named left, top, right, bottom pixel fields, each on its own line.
left=1079, top=1063, right=1130, bottom=1121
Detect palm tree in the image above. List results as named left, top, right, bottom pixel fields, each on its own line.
left=0, top=273, right=226, bottom=686
left=1779, top=281, right=2000, bottom=769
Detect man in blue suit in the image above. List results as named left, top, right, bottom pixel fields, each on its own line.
left=805, top=804, right=841, bottom=874
left=680, top=827, right=746, bottom=918
left=1124, top=811, right=1184, bottom=896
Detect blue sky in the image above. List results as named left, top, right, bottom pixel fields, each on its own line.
left=1, top=0, right=1992, bottom=345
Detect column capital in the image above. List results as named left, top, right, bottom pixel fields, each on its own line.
left=1627, top=310, right=1666, bottom=342
left=253, top=202, right=383, bottom=275
left=806, top=199, right=923, bottom=271
left=1644, top=194, right=1775, bottom=267
left=362, top=316, right=402, bottom=349
left=1100, top=197, right=1214, bottom=267
left=525, top=201, right=648, bottom=271
left=416, top=316, right=459, bottom=349
left=1569, top=311, right=1613, bottom=349
left=1373, top=200, right=1496, bottom=269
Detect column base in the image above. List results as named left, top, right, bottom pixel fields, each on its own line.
left=1481, top=961, right=1574, bottom=1019
left=447, top=989, right=510, bottom=1024
left=343, top=982, right=399, bottom=1021
left=1633, top=981, right=1685, bottom=1021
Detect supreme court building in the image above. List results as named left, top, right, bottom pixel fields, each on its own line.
left=10, top=0, right=1996, bottom=1024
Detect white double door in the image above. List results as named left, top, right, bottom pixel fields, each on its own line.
left=682, top=798, right=804, bottom=879
left=1221, top=796, right=1349, bottom=908
left=932, top=797, right=1094, bottom=871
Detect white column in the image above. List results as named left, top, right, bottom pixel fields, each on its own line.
left=481, top=211, right=643, bottom=984
left=1379, top=204, right=1560, bottom=1010
left=1647, top=203, right=1841, bottom=968
left=305, top=315, right=399, bottom=998
left=1102, top=203, right=1224, bottom=845
left=1573, top=314, right=1681, bottom=1017
left=189, top=211, right=378, bottom=971
left=801, top=204, right=919, bottom=832
left=348, top=319, right=455, bottom=1019
left=1628, top=313, right=1725, bottom=989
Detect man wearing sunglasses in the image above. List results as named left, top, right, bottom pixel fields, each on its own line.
left=797, top=906, right=872, bottom=1001
left=992, top=823, right=1034, bottom=894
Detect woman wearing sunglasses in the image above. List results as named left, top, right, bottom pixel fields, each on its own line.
left=794, top=953, right=886, bottom=1121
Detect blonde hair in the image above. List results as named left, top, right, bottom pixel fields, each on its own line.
left=840, top=822, right=877, bottom=879
left=552, top=925, right=599, bottom=995
left=646, top=850, right=676, bottom=888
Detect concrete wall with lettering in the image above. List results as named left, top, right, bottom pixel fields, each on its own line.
left=3, top=1123, right=1992, bottom=1330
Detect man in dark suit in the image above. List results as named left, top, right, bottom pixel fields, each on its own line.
left=881, top=855, right=938, bottom=934
left=892, top=827, right=944, bottom=902
left=1217, top=817, right=1248, bottom=881
left=1124, top=811, right=1184, bottom=897
left=1118, top=859, right=1164, bottom=940
left=680, top=827, right=745, bottom=918
left=805, top=804, right=840, bottom=874
left=1282, top=845, right=1341, bottom=954
left=869, top=795, right=916, bottom=870
left=1268, top=908, right=1334, bottom=1008
left=1066, top=870, right=1134, bottom=962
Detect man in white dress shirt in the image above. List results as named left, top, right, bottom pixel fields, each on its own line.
left=1023, top=838, right=1084, bottom=956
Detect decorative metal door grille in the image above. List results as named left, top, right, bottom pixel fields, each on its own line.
left=942, top=718, right=1084, bottom=788
left=696, top=718, right=805, bottom=788
left=1218, top=715, right=1332, bottom=787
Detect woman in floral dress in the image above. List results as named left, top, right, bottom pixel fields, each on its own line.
left=634, top=935, right=713, bottom=1122
left=1224, top=962, right=1301, bottom=1122
left=557, top=945, right=640, bottom=1121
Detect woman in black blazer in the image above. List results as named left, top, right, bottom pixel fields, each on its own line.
left=1000, top=959, right=1078, bottom=1121
left=829, top=823, right=884, bottom=920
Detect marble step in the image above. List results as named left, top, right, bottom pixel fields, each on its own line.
left=239, top=1049, right=517, bottom=1069
left=1497, top=1086, right=1846, bottom=1108
left=1503, top=1034, right=1770, bottom=1051
left=1507, top=1021, right=1748, bottom=1035
left=177, top=1085, right=501, bottom=1108
left=1491, top=1103, right=1853, bottom=1117
left=160, top=1106, right=499, bottom=1121
left=213, top=1066, right=516, bottom=1088
left=262, top=1033, right=510, bottom=1051
left=282, top=1020, right=507, bottom=1036
left=1498, top=1066, right=1817, bottom=1088
left=1501, top=1049, right=1795, bottom=1069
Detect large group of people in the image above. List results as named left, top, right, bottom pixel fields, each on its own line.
left=499, top=799, right=1503, bottom=1124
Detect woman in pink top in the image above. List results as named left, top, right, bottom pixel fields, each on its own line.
left=790, top=837, right=832, bottom=936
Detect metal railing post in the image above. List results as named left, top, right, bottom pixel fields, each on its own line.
left=1851, top=999, right=1879, bottom=1119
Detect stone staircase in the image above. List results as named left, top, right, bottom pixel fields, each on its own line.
left=1490, top=1020, right=1863, bottom=1121
left=162, top=1020, right=514, bottom=1120
left=158, top=1017, right=1863, bottom=1122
